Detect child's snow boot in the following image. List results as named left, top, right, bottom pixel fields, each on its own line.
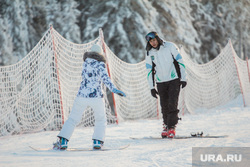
left=53, top=137, right=68, bottom=150
left=93, top=139, right=104, bottom=149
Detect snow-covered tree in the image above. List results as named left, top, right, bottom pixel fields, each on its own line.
left=0, top=0, right=29, bottom=64
left=0, top=17, right=15, bottom=65
left=0, top=0, right=250, bottom=66
left=44, top=0, right=81, bottom=43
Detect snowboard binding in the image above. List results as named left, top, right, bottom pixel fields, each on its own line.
left=190, top=131, right=203, bottom=137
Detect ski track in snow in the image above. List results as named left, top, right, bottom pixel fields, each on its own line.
left=0, top=105, right=250, bottom=167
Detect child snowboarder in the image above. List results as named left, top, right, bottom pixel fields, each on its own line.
left=53, top=44, right=126, bottom=150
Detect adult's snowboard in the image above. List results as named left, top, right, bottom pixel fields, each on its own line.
left=130, top=132, right=228, bottom=140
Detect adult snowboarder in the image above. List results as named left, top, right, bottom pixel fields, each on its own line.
left=145, top=32, right=187, bottom=138
left=53, top=44, right=126, bottom=150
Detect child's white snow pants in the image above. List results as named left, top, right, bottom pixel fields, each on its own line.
left=58, top=97, right=107, bottom=142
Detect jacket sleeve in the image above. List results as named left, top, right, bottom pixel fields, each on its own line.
left=98, top=62, right=116, bottom=91
left=145, top=53, right=155, bottom=89
left=170, top=44, right=187, bottom=82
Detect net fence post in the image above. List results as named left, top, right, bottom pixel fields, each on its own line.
left=230, top=39, right=246, bottom=107
left=246, top=57, right=250, bottom=84
left=50, top=25, right=65, bottom=125
left=99, top=28, right=119, bottom=124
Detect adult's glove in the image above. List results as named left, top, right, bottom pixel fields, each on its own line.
left=180, top=81, right=187, bottom=88
left=112, top=88, right=126, bottom=97
left=151, top=89, right=158, bottom=98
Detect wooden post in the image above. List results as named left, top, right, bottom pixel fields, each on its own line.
left=99, top=28, right=119, bottom=124
left=230, top=40, right=246, bottom=107
left=50, top=25, right=64, bottom=125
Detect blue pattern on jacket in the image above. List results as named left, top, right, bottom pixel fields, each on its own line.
left=77, top=58, right=115, bottom=98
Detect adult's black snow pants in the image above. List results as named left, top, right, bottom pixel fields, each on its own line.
left=157, top=78, right=180, bottom=129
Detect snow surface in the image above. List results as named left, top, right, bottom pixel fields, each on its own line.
left=0, top=98, right=250, bottom=167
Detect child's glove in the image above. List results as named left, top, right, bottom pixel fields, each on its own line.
left=112, top=88, right=126, bottom=97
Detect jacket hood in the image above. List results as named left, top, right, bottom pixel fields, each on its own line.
left=83, top=52, right=106, bottom=63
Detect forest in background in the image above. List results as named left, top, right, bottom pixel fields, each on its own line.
left=0, top=0, right=250, bottom=66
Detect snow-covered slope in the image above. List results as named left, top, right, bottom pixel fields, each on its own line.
left=0, top=0, right=249, bottom=65
left=0, top=97, right=249, bottom=167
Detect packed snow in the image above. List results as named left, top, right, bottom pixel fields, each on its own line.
left=0, top=96, right=250, bottom=167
